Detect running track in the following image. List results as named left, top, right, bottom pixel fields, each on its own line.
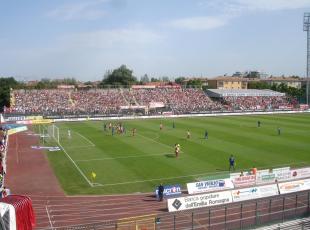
left=5, top=131, right=310, bottom=229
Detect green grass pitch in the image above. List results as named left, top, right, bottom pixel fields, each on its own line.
left=37, top=113, right=310, bottom=195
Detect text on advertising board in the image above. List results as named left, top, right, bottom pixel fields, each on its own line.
left=187, top=179, right=234, bottom=194
left=167, top=191, right=232, bottom=212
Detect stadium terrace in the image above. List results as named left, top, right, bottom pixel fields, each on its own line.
left=5, top=87, right=302, bottom=117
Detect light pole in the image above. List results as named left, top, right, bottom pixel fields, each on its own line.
left=303, top=13, right=310, bottom=105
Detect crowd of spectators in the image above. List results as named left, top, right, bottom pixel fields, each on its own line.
left=12, top=90, right=71, bottom=115
left=0, top=127, right=8, bottom=197
left=221, top=96, right=298, bottom=111
left=131, top=88, right=223, bottom=114
left=9, top=89, right=298, bottom=116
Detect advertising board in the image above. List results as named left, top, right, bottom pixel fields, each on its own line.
left=167, top=191, right=232, bottom=212
left=278, top=179, right=310, bottom=194
left=187, top=179, right=234, bottom=194
left=231, top=184, right=279, bottom=202
left=290, top=167, right=310, bottom=180
left=256, top=167, right=290, bottom=184
left=155, top=184, right=182, bottom=198
left=231, top=174, right=256, bottom=187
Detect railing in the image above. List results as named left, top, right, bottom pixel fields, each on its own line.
left=38, top=190, right=310, bottom=230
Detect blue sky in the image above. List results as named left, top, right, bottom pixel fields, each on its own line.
left=0, top=0, right=310, bottom=81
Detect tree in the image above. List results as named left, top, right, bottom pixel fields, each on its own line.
left=248, top=81, right=270, bottom=89
left=175, top=77, right=186, bottom=85
left=186, top=79, right=202, bottom=88
left=141, top=74, right=150, bottom=83
left=0, top=77, right=20, bottom=111
left=151, top=77, right=160, bottom=82
left=100, top=65, right=137, bottom=87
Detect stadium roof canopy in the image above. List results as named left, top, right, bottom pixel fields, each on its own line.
left=206, top=89, right=285, bottom=98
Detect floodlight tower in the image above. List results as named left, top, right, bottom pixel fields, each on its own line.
left=303, top=13, right=310, bottom=105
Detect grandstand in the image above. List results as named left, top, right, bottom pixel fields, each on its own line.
left=7, top=88, right=300, bottom=117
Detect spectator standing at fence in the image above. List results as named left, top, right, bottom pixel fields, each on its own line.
left=252, top=166, right=257, bottom=175
left=157, top=183, right=164, bottom=201
left=229, top=155, right=235, bottom=171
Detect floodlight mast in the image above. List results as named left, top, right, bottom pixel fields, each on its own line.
left=303, top=13, right=310, bottom=105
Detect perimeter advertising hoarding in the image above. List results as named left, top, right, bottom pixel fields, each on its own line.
left=155, top=184, right=182, bottom=198
left=187, top=179, right=234, bottom=194
left=231, top=174, right=256, bottom=187
left=167, top=191, right=232, bottom=212
left=231, top=184, right=279, bottom=202
left=256, top=167, right=291, bottom=184
left=278, top=179, right=310, bottom=194
left=290, top=167, right=310, bottom=180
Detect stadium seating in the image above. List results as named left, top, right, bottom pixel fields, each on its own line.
left=8, top=88, right=297, bottom=116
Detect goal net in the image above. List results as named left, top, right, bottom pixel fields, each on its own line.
left=47, top=124, right=60, bottom=145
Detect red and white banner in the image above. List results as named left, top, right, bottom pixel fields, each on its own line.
left=230, top=174, right=256, bottom=187
left=0, top=195, right=36, bottom=230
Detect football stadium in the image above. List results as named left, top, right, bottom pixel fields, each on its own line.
left=1, top=2, right=310, bottom=230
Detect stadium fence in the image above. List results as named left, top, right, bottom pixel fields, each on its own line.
left=38, top=190, right=310, bottom=230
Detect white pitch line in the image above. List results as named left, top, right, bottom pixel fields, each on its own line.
left=58, top=141, right=94, bottom=187
left=74, top=131, right=95, bottom=147
left=51, top=126, right=94, bottom=187
left=45, top=205, right=53, bottom=229
left=75, top=152, right=173, bottom=162
left=93, top=171, right=214, bottom=187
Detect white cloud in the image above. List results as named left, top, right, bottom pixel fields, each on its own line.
left=234, top=0, right=310, bottom=11
left=61, top=28, right=163, bottom=49
left=174, top=0, right=310, bottom=31
left=47, top=0, right=108, bottom=21
left=169, top=16, right=228, bottom=31
left=199, top=0, right=310, bottom=13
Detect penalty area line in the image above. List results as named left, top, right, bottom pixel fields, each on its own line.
left=57, top=140, right=94, bottom=187
left=74, top=131, right=95, bottom=147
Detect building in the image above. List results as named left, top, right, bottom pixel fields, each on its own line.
left=261, top=77, right=304, bottom=89
left=208, top=77, right=248, bottom=89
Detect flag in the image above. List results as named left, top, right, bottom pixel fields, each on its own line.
left=91, top=172, right=96, bottom=179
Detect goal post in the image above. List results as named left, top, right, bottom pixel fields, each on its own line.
left=47, top=124, right=60, bottom=145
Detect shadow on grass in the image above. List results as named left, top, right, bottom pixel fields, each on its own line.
left=165, top=154, right=176, bottom=158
